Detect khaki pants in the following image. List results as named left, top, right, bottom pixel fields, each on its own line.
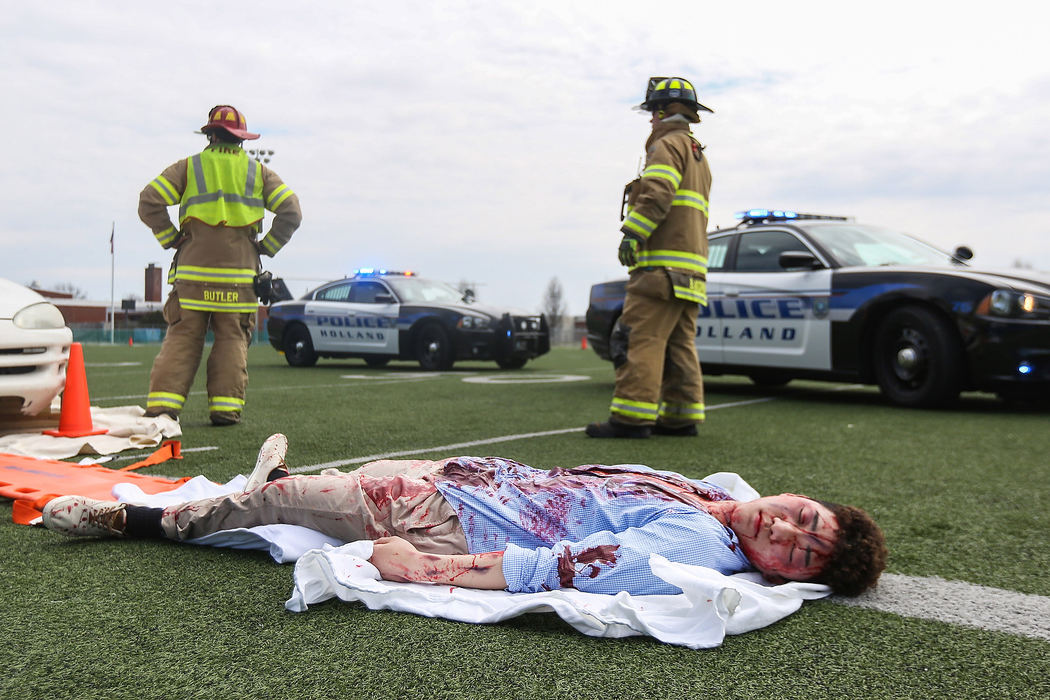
left=610, top=270, right=704, bottom=427
left=147, top=290, right=255, bottom=421
left=160, top=459, right=469, bottom=555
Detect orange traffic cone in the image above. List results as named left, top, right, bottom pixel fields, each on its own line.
left=128, top=336, right=134, bottom=347
left=581, top=336, right=588, bottom=350
left=43, top=342, right=108, bottom=438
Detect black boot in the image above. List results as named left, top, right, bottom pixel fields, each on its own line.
left=652, top=423, right=699, bottom=436
left=584, top=420, right=651, bottom=439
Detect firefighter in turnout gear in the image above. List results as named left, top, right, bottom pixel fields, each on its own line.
left=587, top=78, right=713, bottom=439
left=139, top=105, right=302, bottom=426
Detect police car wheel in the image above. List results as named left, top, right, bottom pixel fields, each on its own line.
left=496, top=357, right=528, bottom=370
left=364, top=357, right=390, bottom=368
left=873, top=305, right=962, bottom=407
left=415, top=323, right=454, bottom=371
left=283, top=324, right=318, bottom=367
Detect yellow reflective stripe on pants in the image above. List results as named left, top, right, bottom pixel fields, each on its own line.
left=179, top=298, right=258, bottom=313
left=641, top=164, right=682, bottom=188
left=154, top=226, right=178, bottom=247
left=209, top=396, right=245, bottom=412
left=610, top=396, right=659, bottom=421
left=147, top=391, right=186, bottom=410
left=659, top=402, right=705, bottom=422
left=173, top=266, right=256, bottom=284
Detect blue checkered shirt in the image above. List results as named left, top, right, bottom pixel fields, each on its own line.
left=434, top=457, right=752, bottom=595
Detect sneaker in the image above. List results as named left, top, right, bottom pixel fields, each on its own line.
left=652, top=423, right=699, bottom=436
left=42, top=496, right=127, bottom=537
left=584, top=420, right=651, bottom=439
left=244, top=433, right=290, bottom=491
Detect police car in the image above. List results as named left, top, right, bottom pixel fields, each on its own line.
left=267, top=270, right=550, bottom=370
left=586, top=210, right=1050, bottom=407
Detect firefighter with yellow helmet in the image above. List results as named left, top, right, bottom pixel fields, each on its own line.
left=586, top=78, right=713, bottom=438
left=139, top=105, right=302, bottom=425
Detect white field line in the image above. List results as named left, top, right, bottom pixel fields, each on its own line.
left=288, top=395, right=780, bottom=474
left=831, top=574, right=1050, bottom=642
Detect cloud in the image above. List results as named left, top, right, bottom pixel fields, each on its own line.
left=1, top=0, right=1048, bottom=314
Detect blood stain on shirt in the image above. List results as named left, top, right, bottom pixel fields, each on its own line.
left=557, top=544, right=621, bottom=588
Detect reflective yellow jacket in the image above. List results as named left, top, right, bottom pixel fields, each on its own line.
left=621, top=120, right=712, bottom=304
left=138, top=144, right=302, bottom=313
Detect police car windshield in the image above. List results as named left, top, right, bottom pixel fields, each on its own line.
left=385, top=277, right=468, bottom=304
left=804, top=224, right=957, bottom=268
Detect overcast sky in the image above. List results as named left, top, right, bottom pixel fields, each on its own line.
left=2, top=1, right=1047, bottom=316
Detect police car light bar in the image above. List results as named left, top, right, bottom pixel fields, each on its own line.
left=735, top=209, right=850, bottom=223
left=353, top=269, right=416, bottom=278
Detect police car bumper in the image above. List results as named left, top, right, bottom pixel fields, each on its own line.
left=455, top=314, right=550, bottom=361
left=968, top=319, right=1050, bottom=397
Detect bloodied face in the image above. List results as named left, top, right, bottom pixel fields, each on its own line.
left=725, top=494, right=839, bottom=584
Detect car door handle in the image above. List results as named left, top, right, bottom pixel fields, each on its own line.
left=723, top=288, right=739, bottom=297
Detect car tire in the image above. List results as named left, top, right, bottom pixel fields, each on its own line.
left=364, top=357, right=391, bottom=368
left=415, top=323, right=454, bottom=371
left=873, top=305, right=963, bottom=407
left=283, top=324, right=318, bottom=367
left=496, top=357, right=527, bottom=370
left=748, top=370, right=792, bottom=388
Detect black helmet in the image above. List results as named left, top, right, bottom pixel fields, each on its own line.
left=637, top=77, right=713, bottom=113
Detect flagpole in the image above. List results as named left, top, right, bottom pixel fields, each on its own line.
left=110, top=222, right=115, bottom=344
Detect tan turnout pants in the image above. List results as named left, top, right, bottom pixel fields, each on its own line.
left=160, top=459, right=470, bottom=555
left=610, top=270, right=704, bottom=427
left=147, top=290, right=254, bottom=421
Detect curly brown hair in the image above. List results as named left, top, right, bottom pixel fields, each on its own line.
left=811, top=500, right=888, bottom=596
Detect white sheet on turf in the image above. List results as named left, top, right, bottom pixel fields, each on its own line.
left=0, top=405, right=181, bottom=459
left=113, top=469, right=830, bottom=649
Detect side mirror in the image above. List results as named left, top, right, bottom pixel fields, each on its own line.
left=462, top=288, right=476, bottom=303
left=953, top=245, right=974, bottom=261
left=778, top=251, right=822, bottom=270
left=375, top=293, right=395, bottom=304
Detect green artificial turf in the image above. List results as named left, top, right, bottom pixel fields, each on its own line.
left=1, top=343, right=1048, bottom=699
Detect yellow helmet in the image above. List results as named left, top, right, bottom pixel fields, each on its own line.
left=637, top=77, right=713, bottom=113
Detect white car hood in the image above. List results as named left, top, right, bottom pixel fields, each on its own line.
left=0, top=277, right=52, bottom=319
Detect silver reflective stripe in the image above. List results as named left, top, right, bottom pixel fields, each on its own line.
left=182, top=191, right=265, bottom=208
left=191, top=154, right=207, bottom=192
left=245, top=160, right=258, bottom=197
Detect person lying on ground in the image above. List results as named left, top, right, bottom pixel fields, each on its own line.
left=41, top=434, right=887, bottom=596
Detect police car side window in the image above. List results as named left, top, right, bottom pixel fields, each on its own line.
left=708, top=237, right=729, bottom=271
left=316, top=283, right=352, bottom=301
left=349, top=281, right=385, bottom=304
left=734, top=231, right=810, bottom=272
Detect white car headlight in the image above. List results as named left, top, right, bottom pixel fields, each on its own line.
left=13, top=302, right=67, bottom=329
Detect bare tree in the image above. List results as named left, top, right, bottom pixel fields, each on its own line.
left=542, top=276, right=566, bottom=343
left=53, top=282, right=87, bottom=298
